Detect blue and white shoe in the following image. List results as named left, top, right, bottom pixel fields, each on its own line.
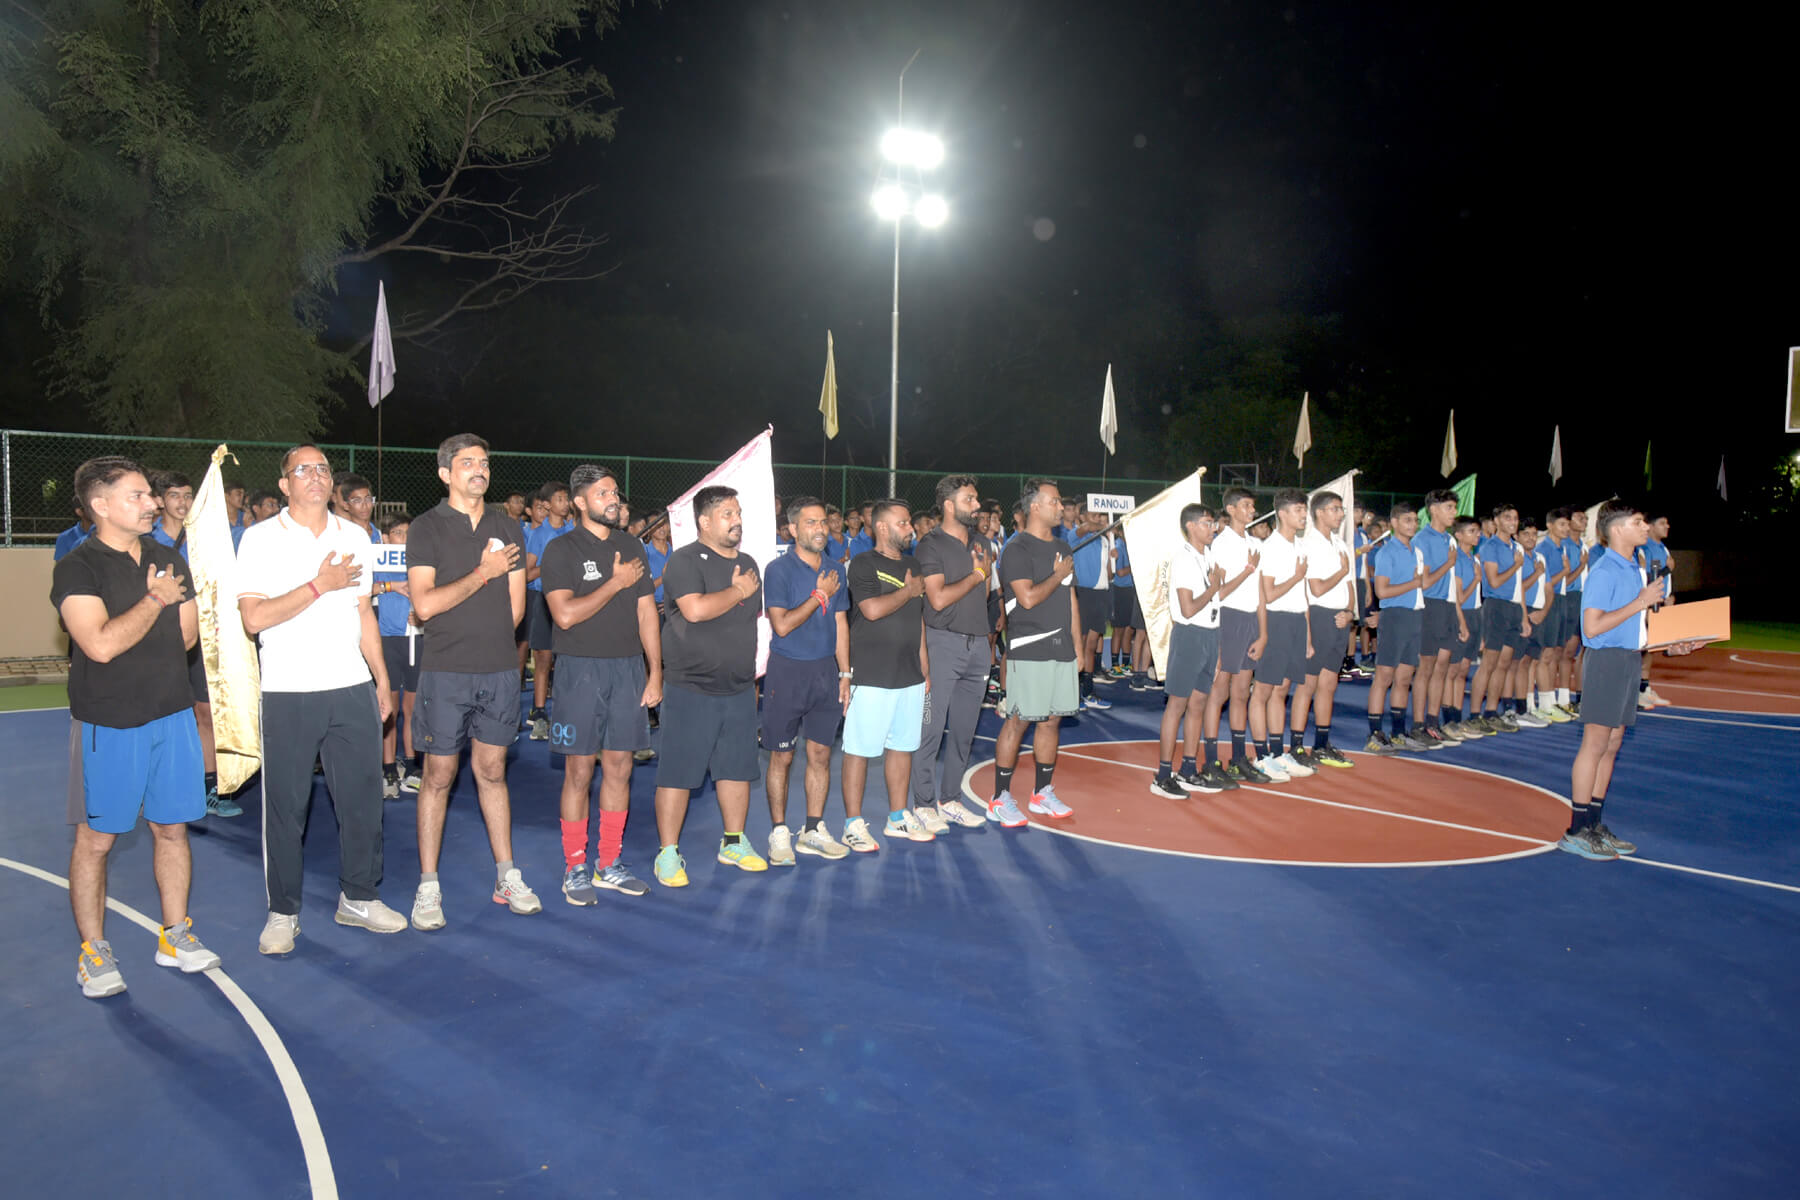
left=1556, top=829, right=1618, bottom=861
left=562, top=864, right=596, bottom=906
left=1082, top=694, right=1113, bottom=711
left=986, top=792, right=1029, bottom=829
left=1027, top=786, right=1073, bottom=819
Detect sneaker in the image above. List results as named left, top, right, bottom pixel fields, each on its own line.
left=258, top=912, right=299, bottom=955
left=1129, top=675, right=1150, bottom=692
left=1150, top=772, right=1187, bottom=799
left=1644, top=687, right=1669, bottom=708
left=334, top=893, right=407, bottom=932
left=986, top=793, right=1029, bottom=829
left=1395, top=731, right=1434, bottom=752
left=493, top=869, right=543, bottom=914
left=1312, top=743, right=1354, bottom=768
left=1636, top=691, right=1656, bottom=710
left=529, top=711, right=549, bottom=741
left=1225, top=757, right=1273, bottom=784
left=1362, top=733, right=1397, bottom=756
left=595, top=861, right=650, bottom=895
left=1556, top=829, right=1618, bottom=861
left=1082, top=694, right=1113, bottom=711
left=205, top=786, right=243, bottom=818
left=914, top=804, right=952, bottom=835
left=1514, top=709, right=1549, bottom=729
left=1028, top=786, right=1073, bottom=819
left=1108, top=664, right=1131, bottom=679
left=1592, top=823, right=1637, bottom=856
left=938, top=799, right=987, bottom=828
left=885, top=810, right=937, bottom=841
left=767, top=825, right=797, bottom=867
left=1288, top=746, right=1321, bottom=773
left=1494, top=712, right=1522, bottom=733
left=654, top=846, right=689, bottom=888
left=77, top=939, right=126, bottom=998
left=401, top=767, right=423, bottom=791
left=796, top=825, right=850, bottom=859
left=1416, top=726, right=1452, bottom=751
left=633, top=747, right=657, bottom=763
left=1201, top=760, right=1240, bottom=790
left=1255, top=755, right=1292, bottom=783
left=717, top=837, right=770, bottom=871
left=842, top=817, right=882, bottom=852
left=1176, top=769, right=1223, bottom=795
left=411, top=881, right=446, bottom=929
left=382, top=768, right=400, bottom=800
left=1535, top=706, right=1572, bottom=724
left=154, top=918, right=222, bottom=973
left=1566, top=700, right=1581, bottom=718
left=561, top=864, right=597, bottom=905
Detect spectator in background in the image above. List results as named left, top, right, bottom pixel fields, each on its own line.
left=336, top=473, right=382, bottom=544
left=503, top=489, right=528, bottom=531
left=825, top=504, right=849, bottom=563
left=224, top=479, right=250, bottom=550
left=846, top=501, right=876, bottom=557
left=375, top=513, right=422, bottom=797
left=248, top=489, right=282, bottom=523
left=54, top=501, right=93, bottom=561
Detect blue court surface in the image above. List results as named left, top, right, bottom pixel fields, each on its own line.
left=3, top=667, right=1798, bottom=1199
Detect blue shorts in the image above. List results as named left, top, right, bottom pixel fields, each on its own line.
left=760, top=653, right=843, bottom=752
left=1164, top=623, right=1218, bottom=699
left=842, top=681, right=926, bottom=758
left=80, top=710, right=205, bottom=833
left=549, top=655, right=650, bottom=757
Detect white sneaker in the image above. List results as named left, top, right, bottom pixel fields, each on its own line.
left=258, top=912, right=299, bottom=955
left=914, top=804, right=951, bottom=835
left=884, top=810, right=936, bottom=842
left=1256, top=755, right=1292, bottom=783
left=1272, top=751, right=1315, bottom=778
left=493, top=869, right=542, bottom=915
left=1636, top=692, right=1656, bottom=710
left=411, top=881, right=446, bottom=931
left=842, top=817, right=881, bottom=853
left=334, top=893, right=407, bottom=933
left=1645, top=687, right=1669, bottom=707
left=767, top=824, right=797, bottom=867
left=795, top=824, right=849, bottom=859
left=937, top=799, right=986, bottom=828
left=1514, top=709, right=1549, bottom=728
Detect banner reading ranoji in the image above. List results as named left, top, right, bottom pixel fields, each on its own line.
left=1123, top=467, right=1206, bottom=680
left=190, top=445, right=262, bottom=794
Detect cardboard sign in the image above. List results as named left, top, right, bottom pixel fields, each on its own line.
left=1086, top=492, right=1136, bottom=515
left=1645, top=596, right=1730, bottom=651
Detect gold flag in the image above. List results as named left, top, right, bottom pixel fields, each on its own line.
left=190, top=445, right=262, bottom=794
left=819, top=330, right=839, bottom=440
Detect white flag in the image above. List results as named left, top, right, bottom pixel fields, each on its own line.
left=1440, top=409, right=1457, bottom=478
left=668, top=427, right=778, bottom=675
left=1293, top=391, right=1313, bottom=468
left=1549, top=425, right=1563, bottom=485
left=1717, top=455, right=1728, bottom=501
left=367, top=280, right=395, bottom=408
left=189, top=445, right=262, bottom=794
left=1099, top=364, right=1118, bottom=455
left=1306, top=468, right=1359, bottom=560
left=1120, top=468, right=1206, bottom=680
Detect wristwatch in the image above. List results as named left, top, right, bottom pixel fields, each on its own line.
left=839, top=671, right=854, bottom=679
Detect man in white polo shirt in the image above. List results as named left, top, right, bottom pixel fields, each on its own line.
left=238, top=444, right=407, bottom=955
left=1290, top=490, right=1356, bottom=769
left=1250, top=490, right=1315, bottom=781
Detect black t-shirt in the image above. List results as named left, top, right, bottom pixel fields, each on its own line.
left=662, top=542, right=762, bottom=695
left=848, top=550, right=925, bottom=688
left=998, top=532, right=1076, bottom=663
left=404, top=500, right=526, bottom=674
left=539, top=524, right=654, bottom=659
left=51, top=535, right=195, bottom=728
left=913, top=527, right=989, bottom=636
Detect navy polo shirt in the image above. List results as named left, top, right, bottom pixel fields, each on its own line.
left=764, top=549, right=848, bottom=661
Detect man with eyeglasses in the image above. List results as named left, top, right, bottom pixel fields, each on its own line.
left=238, top=445, right=406, bottom=954
left=403, top=433, right=539, bottom=928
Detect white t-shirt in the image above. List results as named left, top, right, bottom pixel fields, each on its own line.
left=1299, top=529, right=1351, bottom=610
left=1210, top=527, right=1260, bottom=614
left=1257, top=532, right=1308, bottom=614
left=236, top=510, right=376, bottom=693
left=1169, top=542, right=1219, bottom=629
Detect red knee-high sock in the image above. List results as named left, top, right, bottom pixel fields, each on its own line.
left=560, top=819, right=586, bottom=868
left=597, top=810, right=626, bottom=869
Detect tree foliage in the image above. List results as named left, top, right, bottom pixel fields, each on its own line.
left=0, top=0, right=622, bottom=438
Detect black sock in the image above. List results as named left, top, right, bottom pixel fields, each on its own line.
left=994, top=764, right=1015, bottom=801
left=804, top=816, right=823, bottom=833
left=1314, top=724, right=1330, bottom=750
left=411, top=752, right=424, bottom=770
left=1231, top=730, right=1245, bottom=759
left=1571, top=690, right=1581, bottom=704
left=1441, top=706, right=1456, bottom=726
left=1203, top=738, right=1217, bottom=763
left=1180, top=755, right=1197, bottom=776
left=721, top=832, right=741, bottom=845
left=1568, top=804, right=1589, bottom=834
left=204, top=771, right=217, bottom=791
left=1368, top=712, right=1382, bottom=737
left=1034, top=760, right=1055, bottom=793
left=1389, top=707, right=1407, bottom=736
left=1159, top=759, right=1173, bottom=778
left=1265, top=736, right=1280, bottom=759
left=1589, top=797, right=1604, bottom=829
left=1638, top=678, right=1648, bottom=693
left=1079, top=670, right=1093, bottom=697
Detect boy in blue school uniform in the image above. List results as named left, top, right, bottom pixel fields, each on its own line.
left=1558, top=501, right=1703, bottom=860
left=1364, top=502, right=1429, bottom=754
left=1637, top=513, right=1674, bottom=709
left=1557, top=513, right=1589, bottom=716
left=1466, top=503, right=1532, bottom=733
left=1411, top=489, right=1461, bottom=749
left=375, top=515, right=423, bottom=797
left=1437, top=517, right=1482, bottom=740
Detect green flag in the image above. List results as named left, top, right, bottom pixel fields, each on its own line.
left=1451, top=474, right=1477, bottom=517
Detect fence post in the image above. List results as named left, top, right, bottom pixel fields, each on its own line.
left=839, top=465, right=848, bottom=513
left=348, top=445, right=356, bottom=473
left=2, top=430, right=10, bottom=547
left=624, top=457, right=632, bottom=499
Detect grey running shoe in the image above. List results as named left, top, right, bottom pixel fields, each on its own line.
left=1592, top=823, right=1637, bottom=856
left=154, top=918, right=221, bottom=973
left=1496, top=712, right=1522, bottom=733
left=562, top=864, right=597, bottom=906
left=258, top=912, right=299, bottom=955
left=382, top=769, right=400, bottom=800
left=529, top=714, right=549, bottom=741
left=1363, top=733, right=1397, bottom=756
left=795, top=826, right=850, bottom=859
left=596, top=862, right=650, bottom=896
left=767, top=825, right=797, bottom=867
left=1514, top=709, right=1550, bottom=729
left=401, top=767, right=423, bottom=792
left=1396, top=731, right=1434, bottom=752
left=411, top=881, right=446, bottom=931
left=335, top=893, right=407, bottom=932
left=493, top=869, right=543, bottom=914
left=78, top=939, right=126, bottom=998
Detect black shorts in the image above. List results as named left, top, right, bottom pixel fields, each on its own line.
left=549, top=655, right=649, bottom=757
left=1219, top=609, right=1259, bottom=675
left=1447, top=609, right=1480, bottom=664
left=382, top=635, right=423, bottom=693
left=1376, top=606, right=1422, bottom=667
left=1253, top=611, right=1308, bottom=686
left=988, top=591, right=1003, bottom=635
left=1305, top=607, right=1347, bottom=676
left=760, top=653, right=843, bottom=752
left=1522, top=606, right=1551, bottom=659
left=525, top=590, right=555, bottom=652
left=1578, top=646, right=1639, bottom=728
left=1164, top=623, right=1218, bottom=699
left=1111, top=584, right=1142, bottom=630
left=187, top=645, right=209, bottom=704
left=1560, top=591, right=1584, bottom=646
left=1355, top=579, right=1371, bottom=625
left=654, top=683, right=760, bottom=790
left=1076, top=587, right=1109, bottom=638
left=1482, top=599, right=1526, bottom=656
left=412, top=669, right=521, bottom=754
left=1423, top=599, right=1461, bottom=658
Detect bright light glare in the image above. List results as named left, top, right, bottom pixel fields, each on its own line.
left=914, top=193, right=949, bottom=228
left=871, top=184, right=910, bottom=221
left=881, top=129, right=946, bottom=169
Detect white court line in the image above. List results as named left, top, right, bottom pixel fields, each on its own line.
left=1730, top=654, right=1800, bottom=671
left=1620, top=856, right=1800, bottom=895
left=0, top=857, right=338, bottom=1199
left=1641, top=712, right=1800, bottom=732
left=1656, top=682, right=1800, bottom=700
left=0, top=704, right=71, bottom=715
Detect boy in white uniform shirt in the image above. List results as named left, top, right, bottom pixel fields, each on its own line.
left=1290, top=490, right=1356, bottom=769
left=1250, top=490, right=1315, bottom=781
left=1150, top=505, right=1235, bottom=798
left=1203, top=488, right=1274, bottom=785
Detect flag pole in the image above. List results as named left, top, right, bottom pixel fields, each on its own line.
left=377, top=399, right=383, bottom=502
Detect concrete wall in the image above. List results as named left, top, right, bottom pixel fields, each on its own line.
left=0, top=549, right=70, bottom=659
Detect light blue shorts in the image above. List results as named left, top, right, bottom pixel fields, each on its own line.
left=841, top=682, right=926, bottom=758
left=80, top=709, right=205, bottom=834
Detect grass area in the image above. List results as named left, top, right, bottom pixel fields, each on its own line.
left=1718, top=621, right=1800, bottom=653
left=0, top=682, right=67, bottom=713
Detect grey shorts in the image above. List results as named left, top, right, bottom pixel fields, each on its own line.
left=1482, top=599, right=1526, bottom=656
left=549, top=655, right=649, bottom=757
left=654, top=684, right=759, bottom=790
left=413, top=669, right=521, bottom=754
left=526, top=591, right=555, bottom=651
left=1376, top=606, right=1422, bottom=667
left=1165, top=623, right=1219, bottom=699
left=1448, top=609, right=1481, bottom=664
left=1578, top=646, right=1639, bottom=728
left=1077, top=588, right=1109, bottom=638
left=1219, top=609, right=1259, bottom=675
left=1253, top=611, right=1308, bottom=686
left=1560, top=591, right=1584, bottom=645
left=1423, top=599, right=1461, bottom=657
left=997, top=657, right=1079, bottom=723
left=1305, top=607, right=1348, bottom=677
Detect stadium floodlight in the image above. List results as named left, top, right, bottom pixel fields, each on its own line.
left=871, top=184, right=911, bottom=221
left=913, top=193, right=948, bottom=228
left=881, top=129, right=946, bottom=170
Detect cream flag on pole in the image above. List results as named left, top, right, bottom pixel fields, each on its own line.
left=1293, top=391, right=1313, bottom=468
left=668, top=428, right=778, bottom=676
left=367, top=280, right=395, bottom=408
left=1717, top=455, right=1728, bottom=501
left=1440, top=409, right=1458, bottom=477
left=1099, top=364, right=1118, bottom=455
left=1122, top=467, right=1206, bottom=680
left=1549, top=425, right=1563, bottom=485
left=1306, top=468, right=1358, bottom=559
left=818, top=331, right=839, bottom=439
left=189, top=445, right=262, bottom=794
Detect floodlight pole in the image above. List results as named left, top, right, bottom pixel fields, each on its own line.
left=888, top=49, right=920, bottom=498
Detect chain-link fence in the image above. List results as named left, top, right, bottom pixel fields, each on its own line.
left=2, top=428, right=1404, bottom=545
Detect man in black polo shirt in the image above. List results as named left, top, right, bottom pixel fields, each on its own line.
left=540, top=464, right=662, bottom=905
left=911, top=474, right=993, bottom=831
left=404, top=433, right=538, bottom=929
left=652, top=485, right=768, bottom=886
left=52, top=456, right=223, bottom=998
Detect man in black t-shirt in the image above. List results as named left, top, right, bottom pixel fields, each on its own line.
left=51, top=456, right=223, bottom=998
left=540, top=465, right=662, bottom=905
left=652, top=486, right=769, bottom=886
left=910, top=475, right=994, bottom=831
left=991, top=478, right=1081, bottom=827
left=842, top=500, right=933, bottom=851
left=404, top=433, right=539, bottom=929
